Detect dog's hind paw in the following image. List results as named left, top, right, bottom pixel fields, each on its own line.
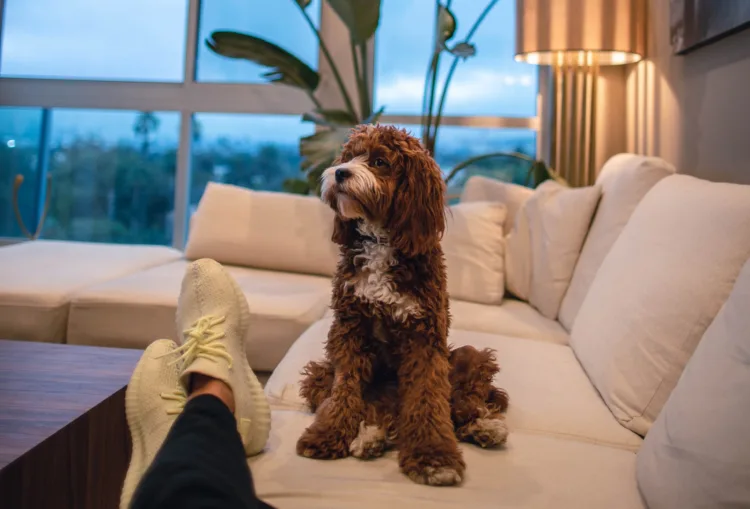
left=471, top=417, right=509, bottom=448
left=409, top=466, right=462, bottom=486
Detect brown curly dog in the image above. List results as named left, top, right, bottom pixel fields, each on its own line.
left=295, top=124, right=509, bottom=486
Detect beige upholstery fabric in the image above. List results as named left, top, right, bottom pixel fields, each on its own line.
left=558, top=154, right=675, bottom=331
left=443, top=202, right=506, bottom=305
left=450, top=298, right=569, bottom=344
left=460, top=176, right=534, bottom=234
left=67, top=260, right=331, bottom=371
left=185, top=183, right=339, bottom=277
left=636, top=258, right=750, bottom=509
left=251, top=411, right=643, bottom=509
left=505, top=181, right=601, bottom=319
left=266, top=323, right=641, bottom=451
left=571, top=175, right=750, bottom=435
left=0, top=241, right=181, bottom=343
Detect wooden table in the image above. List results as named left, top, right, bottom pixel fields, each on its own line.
left=0, top=340, right=141, bottom=509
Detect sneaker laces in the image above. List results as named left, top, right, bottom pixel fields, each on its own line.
left=160, top=386, right=187, bottom=415
left=170, top=315, right=233, bottom=369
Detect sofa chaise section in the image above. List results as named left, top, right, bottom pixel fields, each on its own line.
left=66, top=259, right=332, bottom=371
left=0, top=240, right=181, bottom=343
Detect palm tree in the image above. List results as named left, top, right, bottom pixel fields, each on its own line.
left=133, top=112, right=160, bottom=155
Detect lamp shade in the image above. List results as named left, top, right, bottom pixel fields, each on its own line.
left=515, top=0, right=646, bottom=66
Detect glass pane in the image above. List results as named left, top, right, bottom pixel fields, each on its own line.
left=0, top=107, right=43, bottom=238
left=396, top=125, right=537, bottom=200
left=0, top=0, right=188, bottom=81
left=375, top=0, right=537, bottom=117
left=190, top=114, right=314, bottom=216
left=197, top=0, right=320, bottom=83
left=42, top=110, right=180, bottom=245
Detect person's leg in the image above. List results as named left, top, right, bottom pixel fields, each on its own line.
left=129, top=376, right=271, bottom=509
left=120, top=258, right=274, bottom=509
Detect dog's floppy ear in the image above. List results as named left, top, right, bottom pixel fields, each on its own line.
left=386, top=145, right=446, bottom=257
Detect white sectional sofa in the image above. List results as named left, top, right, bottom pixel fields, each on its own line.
left=1, top=153, right=749, bottom=508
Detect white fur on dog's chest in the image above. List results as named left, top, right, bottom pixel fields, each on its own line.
left=349, top=224, right=422, bottom=321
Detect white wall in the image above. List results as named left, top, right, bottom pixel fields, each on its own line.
left=626, top=0, right=750, bottom=184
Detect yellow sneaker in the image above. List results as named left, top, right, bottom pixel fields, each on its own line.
left=120, top=339, right=186, bottom=509
left=173, top=258, right=271, bottom=456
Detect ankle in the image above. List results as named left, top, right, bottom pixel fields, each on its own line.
left=189, top=373, right=236, bottom=413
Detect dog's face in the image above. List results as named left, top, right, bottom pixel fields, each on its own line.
left=321, top=124, right=446, bottom=256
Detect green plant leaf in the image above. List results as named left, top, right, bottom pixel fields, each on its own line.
left=302, top=109, right=359, bottom=127
left=299, top=127, right=350, bottom=195
left=363, top=106, right=385, bottom=124
left=447, top=41, right=476, bottom=59
left=207, top=31, right=320, bottom=91
left=282, top=178, right=311, bottom=195
left=327, top=0, right=381, bottom=44
left=295, top=0, right=312, bottom=8
left=437, top=4, right=457, bottom=46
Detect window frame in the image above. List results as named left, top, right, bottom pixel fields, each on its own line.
left=0, top=0, right=544, bottom=249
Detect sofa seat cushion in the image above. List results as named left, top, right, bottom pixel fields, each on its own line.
left=266, top=322, right=641, bottom=451
left=451, top=298, right=569, bottom=344
left=67, top=260, right=331, bottom=371
left=0, top=240, right=181, bottom=343
left=250, top=410, right=644, bottom=509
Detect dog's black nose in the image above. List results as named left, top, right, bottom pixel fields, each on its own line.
left=335, top=168, right=351, bottom=183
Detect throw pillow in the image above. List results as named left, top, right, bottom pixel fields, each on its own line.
left=460, top=176, right=534, bottom=234
left=571, top=174, right=750, bottom=435
left=443, top=201, right=507, bottom=305
left=636, top=257, right=750, bottom=509
left=557, top=154, right=675, bottom=331
left=185, top=183, right=339, bottom=277
left=505, top=180, right=601, bottom=319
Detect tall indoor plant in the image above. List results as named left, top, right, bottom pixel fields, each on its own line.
left=207, top=0, right=562, bottom=194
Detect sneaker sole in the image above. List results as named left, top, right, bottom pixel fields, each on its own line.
left=227, top=271, right=272, bottom=456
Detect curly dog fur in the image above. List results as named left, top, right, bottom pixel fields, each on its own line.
left=296, top=124, right=509, bottom=486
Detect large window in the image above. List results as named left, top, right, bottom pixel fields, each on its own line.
left=375, top=0, right=537, bottom=117
left=196, top=0, right=320, bottom=83
left=1, top=0, right=188, bottom=82
left=0, top=0, right=539, bottom=247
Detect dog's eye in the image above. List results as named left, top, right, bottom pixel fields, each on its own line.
left=373, top=158, right=387, bottom=167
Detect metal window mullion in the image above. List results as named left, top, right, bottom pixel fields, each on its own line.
left=171, top=0, right=200, bottom=250
left=379, top=114, right=539, bottom=130
left=0, top=0, right=5, bottom=72
left=0, top=78, right=314, bottom=115
left=34, top=108, right=52, bottom=237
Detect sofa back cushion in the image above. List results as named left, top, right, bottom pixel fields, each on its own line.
left=185, top=183, right=339, bottom=277
left=443, top=201, right=507, bottom=305
left=636, top=257, right=750, bottom=509
left=505, top=180, right=601, bottom=319
left=571, top=174, right=750, bottom=435
left=460, top=176, right=534, bottom=234
left=558, top=154, right=675, bottom=331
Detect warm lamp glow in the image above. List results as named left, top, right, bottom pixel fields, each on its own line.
left=514, top=50, right=642, bottom=66
left=515, top=0, right=646, bottom=67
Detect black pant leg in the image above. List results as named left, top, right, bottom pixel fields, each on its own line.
left=130, top=394, right=274, bottom=509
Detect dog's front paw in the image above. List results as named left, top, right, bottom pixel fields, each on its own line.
left=401, top=447, right=465, bottom=486
left=296, top=427, right=350, bottom=459
left=349, top=421, right=386, bottom=460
